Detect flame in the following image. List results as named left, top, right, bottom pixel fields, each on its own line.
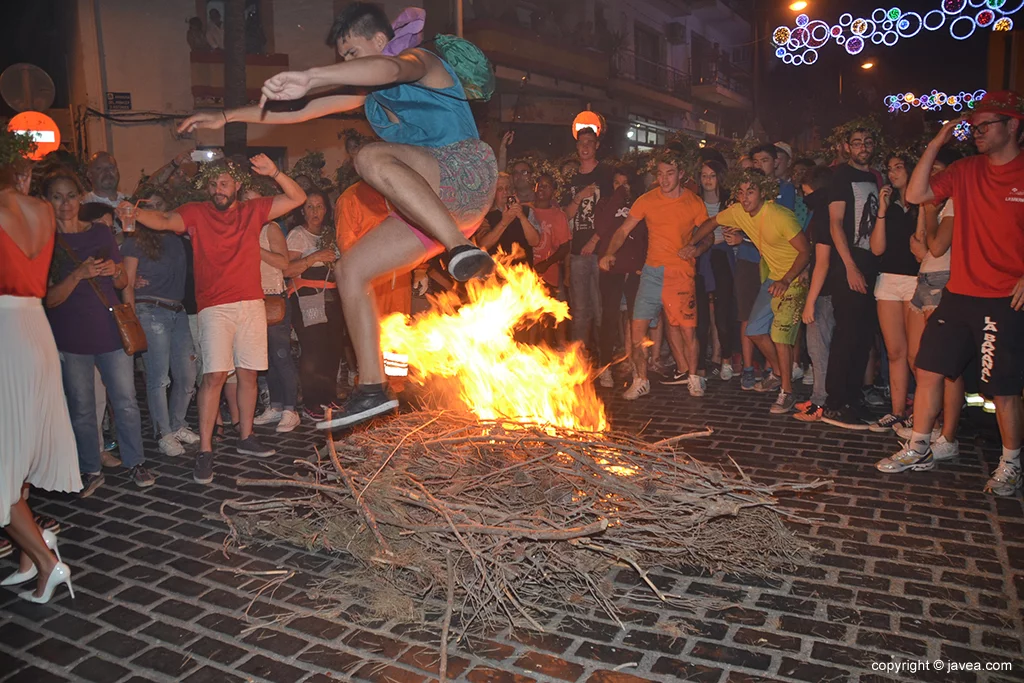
left=380, top=258, right=607, bottom=432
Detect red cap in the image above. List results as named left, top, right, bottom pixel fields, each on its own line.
left=972, top=90, right=1024, bottom=119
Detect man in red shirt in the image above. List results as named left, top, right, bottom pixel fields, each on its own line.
left=121, top=155, right=305, bottom=485
left=876, top=91, right=1024, bottom=497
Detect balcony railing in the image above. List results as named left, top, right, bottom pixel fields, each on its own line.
left=190, top=51, right=289, bottom=106
left=692, top=61, right=752, bottom=99
left=611, top=49, right=691, bottom=101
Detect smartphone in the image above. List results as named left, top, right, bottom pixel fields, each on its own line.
left=506, top=195, right=518, bottom=209
left=191, top=148, right=224, bottom=163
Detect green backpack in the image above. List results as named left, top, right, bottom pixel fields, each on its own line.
left=434, top=34, right=495, bottom=102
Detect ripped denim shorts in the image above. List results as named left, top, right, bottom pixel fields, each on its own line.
left=910, top=270, right=950, bottom=313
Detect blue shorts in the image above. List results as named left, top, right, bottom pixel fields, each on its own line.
left=634, top=265, right=664, bottom=323
left=745, top=278, right=807, bottom=346
left=633, top=264, right=696, bottom=328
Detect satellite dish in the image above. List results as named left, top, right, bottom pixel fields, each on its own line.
left=0, top=63, right=56, bottom=113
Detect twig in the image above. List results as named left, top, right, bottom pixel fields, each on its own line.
left=439, top=552, right=454, bottom=683
left=653, top=427, right=714, bottom=447
left=326, top=426, right=393, bottom=556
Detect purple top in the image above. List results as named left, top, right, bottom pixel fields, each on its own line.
left=47, top=222, right=124, bottom=355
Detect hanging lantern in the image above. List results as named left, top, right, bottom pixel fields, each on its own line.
left=572, top=110, right=605, bottom=139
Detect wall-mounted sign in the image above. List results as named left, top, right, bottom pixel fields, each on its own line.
left=8, top=111, right=60, bottom=160
left=106, top=92, right=132, bottom=111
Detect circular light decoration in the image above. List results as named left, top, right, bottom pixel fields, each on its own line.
left=804, top=49, right=819, bottom=65
left=572, top=110, right=606, bottom=139
left=884, top=89, right=986, bottom=113
left=773, top=1, right=1024, bottom=66
left=953, top=120, right=971, bottom=141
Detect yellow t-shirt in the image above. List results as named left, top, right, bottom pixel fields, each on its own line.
left=629, top=187, right=709, bottom=268
left=716, top=202, right=802, bottom=281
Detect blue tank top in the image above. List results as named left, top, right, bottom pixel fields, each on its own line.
left=364, top=51, right=479, bottom=148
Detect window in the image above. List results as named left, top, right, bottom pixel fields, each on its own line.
left=627, top=115, right=667, bottom=152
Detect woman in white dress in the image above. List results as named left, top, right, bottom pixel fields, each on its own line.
left=0, top=142, right=81, bottom=603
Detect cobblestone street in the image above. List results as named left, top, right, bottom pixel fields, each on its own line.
left=2, top=378, right=1023, bottom=683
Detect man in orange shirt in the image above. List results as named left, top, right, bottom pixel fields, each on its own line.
left=600, top=153, right=711, bottom=399
left=335, top=180, right=413, bottom=318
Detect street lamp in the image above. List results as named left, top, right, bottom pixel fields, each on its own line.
left=861, top=61, right=875, bottom=70
left=789, top=1, right=808, bottom=11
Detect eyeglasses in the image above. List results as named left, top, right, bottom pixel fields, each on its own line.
left=849, top=140, right=875, bottom=149
left=970, top=117, right=1010, bottom=136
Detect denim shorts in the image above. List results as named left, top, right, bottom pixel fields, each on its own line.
left=911, top=270, right=949, bottom=313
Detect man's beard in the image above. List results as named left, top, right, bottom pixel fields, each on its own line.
left=211, top=194, right=236, bottom=211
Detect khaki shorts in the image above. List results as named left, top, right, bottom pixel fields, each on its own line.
left=197, top=300, right=268, bottom=374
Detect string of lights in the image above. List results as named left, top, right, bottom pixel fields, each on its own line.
left=884, top=89, right=987, bottom=113
left=773, top=1, right=1019, bottom=66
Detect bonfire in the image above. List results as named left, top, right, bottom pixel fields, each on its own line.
left=223, top=258, right=824, bottom=680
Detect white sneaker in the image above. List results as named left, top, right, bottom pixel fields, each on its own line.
left=791, top=363, right=804, bottom=382
left=720, top=362, right=734, bottom=381
left=158, top=434, right=185, bottom=457
left=598, top=368, right=614, bottom=388
left=623, top=377, right=650, bottom=400
left=347, top=370, right=359, bottom=387
left=931, top=435, right=959, bottom=462
left=687, top=374, right=706, bottom=397
left=802, top=364, right=815, bottom=386
left=172, top=426, right=200, bottom=445
left=895, top=422, right=942, bottom=441
left=253, top=407, right=283, bottom=426
left=985, top=458, right=1022, bottom=497
left=875, top=445, right=935, bottom=473
left=275, top=409, right=301, bottom=433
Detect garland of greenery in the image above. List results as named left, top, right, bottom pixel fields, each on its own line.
left=192, top=158, right=253, bottom=191
left=0, top=124, right=36, bottom=167
left=730, top=168, right=780, bottom=200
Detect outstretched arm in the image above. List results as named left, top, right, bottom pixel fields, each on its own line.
left=260, top=53, right=429, bottom=106
left=122, top=204, right=187, bottom=234
left=598, top=216, right=642, bottom=271
left=178, top=94, right=366, bottom=133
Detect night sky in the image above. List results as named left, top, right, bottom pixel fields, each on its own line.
left=0, top=0, right=997, bottom=143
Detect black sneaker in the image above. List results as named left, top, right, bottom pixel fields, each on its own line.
left=660, top=371, right=689, bottom=385
left=130, top=465, right=156, bottom=488
left=80, top=472, right=105, bottom=498
left=236, top=435, right=276, bottom=458
left=316, top=384, right=399, bottom=430
left=446, top=245, right=494, bottom=282
left=821, top=405, right=871, bottom=431
left=193, top=451, right=214, bottom=485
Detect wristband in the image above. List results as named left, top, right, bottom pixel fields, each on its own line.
left=222, top=111, right=228, bottom=123
left=272, top=169, right=280, bottom=179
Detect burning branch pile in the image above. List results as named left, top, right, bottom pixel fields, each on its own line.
left=224, top=411, right=824, bottom=636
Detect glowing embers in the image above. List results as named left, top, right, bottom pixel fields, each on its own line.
left=884, top=89, right=986, bottom=113
left=774, top=2, right=1022, bottom=65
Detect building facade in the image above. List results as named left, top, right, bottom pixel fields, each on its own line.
left=62, top=0, right=751, bottom=189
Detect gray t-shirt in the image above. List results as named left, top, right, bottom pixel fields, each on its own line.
left=120, top=233, right=187, bottom=303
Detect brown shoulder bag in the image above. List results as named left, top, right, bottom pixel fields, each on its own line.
left=57, top=234, right=148, bottom=355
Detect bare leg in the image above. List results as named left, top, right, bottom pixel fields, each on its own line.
left=993, top=395, right=1024, bottom=451
left=649, top=317, right=665, bottom=370
left=878, top=300, right=910, bottom=415
left=235, top=369, right=258, bottom=440
left=630, top=319, right=651, bottom=382
left=198, top=372, right=229, bottom=452
left=223, top=380, right=239, bottom=424
left=911, top=368, right=945, bottom=436
left=5, top=499, right=57, bottom=598
left=942, top=376, right=965, bottom=442
left=355, top=142, right=480, bottom=250
left=740, top=321, right=754, bottom=368
left=775, top=343, right=794, bottom=393
left=665, top=325, right=697, bottom=376
left=336, top=218, right=429, bottom=387
left=750, top=334, right=780, bottom=376
left=906, top=307, right=927, bottom=371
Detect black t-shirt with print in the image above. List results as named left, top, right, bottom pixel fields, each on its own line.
left=566, top=164, right=616, bottom=254
left=828, top=163, right=880, bottom=275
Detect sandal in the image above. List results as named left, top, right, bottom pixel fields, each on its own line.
left=214, top=422, right=239, bottom=442
left=34, top=515, right=61, bottom=535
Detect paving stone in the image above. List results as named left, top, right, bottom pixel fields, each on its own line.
left=688, top=640, right=771, bottom=670
left=514, top=651, right=586, bottom=681
left=397, top=644, right=472, bottom=678
left=187, top=635, right=249, bottom=665
left=26, top=637, right=88, bottom=667
left=352, top=662, right=428, bottom=683
left=585, top=671, right=657, bottom=683
left=0, top=621, right=46, bottom=648
left=573, top=640, right=644, bottom=666
left=6, top=667, right=69, bottom=683
left=88, top=630, right=148, bottom=658
left=241, top=626, right=309, bottom=657
left=181, top=665, right=248, bottom=683
left=237, top=653, right=309, bottom=683
left=131, top=645, right=198, bottom=677
left=650, top=657, right=723, bottom=681
left=465, top=667, right=536, bottom=683
left=778, top=657, right=850, bottom=683
left=733, top=627, right=802, bottom=652
left=70, top=656, right=131, bottom=683
left=622, top=629, right=687, bottom=654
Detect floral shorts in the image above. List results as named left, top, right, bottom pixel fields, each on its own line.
left=396, top=138, right=497, bottom=256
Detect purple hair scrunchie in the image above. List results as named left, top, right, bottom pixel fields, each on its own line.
left=382, top=7, right=426, bottom=57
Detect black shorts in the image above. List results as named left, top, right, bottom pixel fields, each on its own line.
left=916, top=290, right=1024, bottom=397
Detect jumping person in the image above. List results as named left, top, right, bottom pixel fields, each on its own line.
left=178, top=3, right=498, bottom=430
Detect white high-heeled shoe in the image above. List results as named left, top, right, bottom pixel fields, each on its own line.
left=1, top=530, right=60, bottom=586
left=18, top=562, right=74, bottom=604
